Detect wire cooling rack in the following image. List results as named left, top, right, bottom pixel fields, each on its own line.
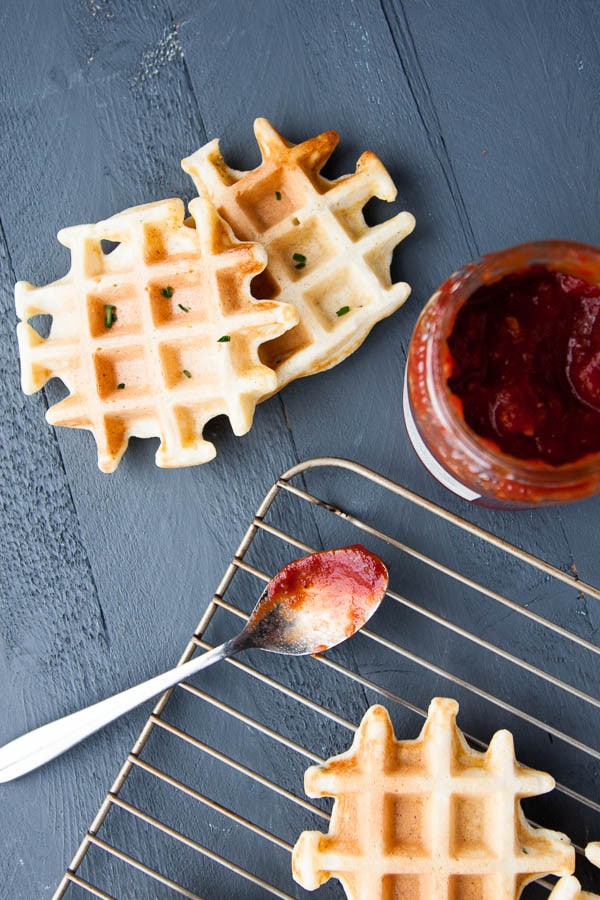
left=54, top=457, right=600, bottom=899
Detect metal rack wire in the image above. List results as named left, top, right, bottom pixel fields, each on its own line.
left=54, top=457, right=600, bottom=899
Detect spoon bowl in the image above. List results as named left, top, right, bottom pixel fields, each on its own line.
left=235, top=543, right=388, bottom=655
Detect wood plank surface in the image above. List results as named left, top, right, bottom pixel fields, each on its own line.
left=0, top=1, right=599, bottom=897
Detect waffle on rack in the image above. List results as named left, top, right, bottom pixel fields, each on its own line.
left=16, top=197, right=297, bottom=471
left=182, top=118, right=415, bottom=395
left=292, top=698, right=574, bottom=899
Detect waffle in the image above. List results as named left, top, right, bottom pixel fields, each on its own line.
left=16, top=197, right=298, bottom=471
left=292, top=699, right=574, bottom=899
left=182, top=118, right=415, bottom=395
left=549, top=844, right=600, bottom=898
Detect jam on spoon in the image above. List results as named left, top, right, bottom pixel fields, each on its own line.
left=0, top=544, right=388, bottom=782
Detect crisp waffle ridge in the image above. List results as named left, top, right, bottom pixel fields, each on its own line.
left=550, top=844, right=600, bottom=898
left=16, top=197, right=298, bottom=471
left=292, top=698, right=574, bottom=900
left=182, top=118, right=415, bottom=394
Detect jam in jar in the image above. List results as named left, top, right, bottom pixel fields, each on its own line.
left=404, top=241, right=600, bottom=507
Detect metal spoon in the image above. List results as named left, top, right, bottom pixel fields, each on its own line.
left=0, top=544, right=388, bottom=782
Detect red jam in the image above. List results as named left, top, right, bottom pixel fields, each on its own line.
left=405, top=241, right=600, bottom=506
left=267, top=544, right=388, bottom=635
left=447, top=267, right=600, bottom=466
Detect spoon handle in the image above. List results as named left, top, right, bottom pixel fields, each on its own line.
left=0, top=640, right=235, bottom=783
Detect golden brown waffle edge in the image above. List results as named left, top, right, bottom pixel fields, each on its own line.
left=550, top=843, right=600, bottom=898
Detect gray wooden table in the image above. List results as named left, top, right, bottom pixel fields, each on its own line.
left=1, top=2, right=600, bottom=898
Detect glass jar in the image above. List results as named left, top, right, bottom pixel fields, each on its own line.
left=404, top=241, right=600, bottom=507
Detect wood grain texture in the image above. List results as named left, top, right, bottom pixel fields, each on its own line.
left=0, top=0, right=599, bottom=897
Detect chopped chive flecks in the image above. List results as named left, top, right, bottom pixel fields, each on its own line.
left=292, top=252, right=306, bottom=267
left=178, top=303, right=190, bottom=313
left=217, top=335, right=231, bottom=343
left=117, top=383, right=125, bottom=390
left=104, top=304, right=117, bottom=327
left=161, top=286, right=174, bottom=298
left=275, top=191, right=282, bottom=200
left=183, top=369, right=192, bottom=379
left=336, top=306, right=350, bottom=317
